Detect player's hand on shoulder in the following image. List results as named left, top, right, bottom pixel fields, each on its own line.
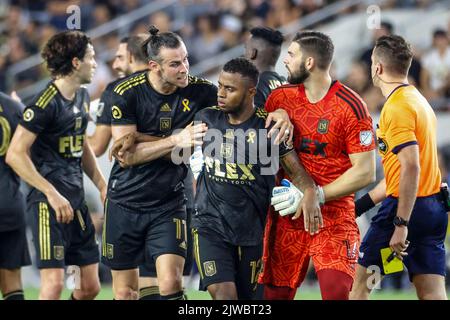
left=172, top=122, right=207, bottom=148
left=271, top=179, right=303, bottom=216
left=46, top=189, right=74, bottom=224
left=265, top=109, right=294, bottom=145
left=293, top=187, right=323, bottom=235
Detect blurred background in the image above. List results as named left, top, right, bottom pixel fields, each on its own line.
left=1, top=0, right=449, bottom=299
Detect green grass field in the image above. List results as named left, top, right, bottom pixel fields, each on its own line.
left=22, top=287, right=427, bottom=300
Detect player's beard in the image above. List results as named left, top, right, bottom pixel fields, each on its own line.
left=288, top=62, right=310, bottom=85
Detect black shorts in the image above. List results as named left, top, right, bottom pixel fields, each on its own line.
left=193, top=228, right=263, bottom=300
left=0, top=225, right=31, bottom=269
left=139, top=208, right=194, bottom=277
left=102, top=199, right=187, bottom=270
left=29, top=201, right=99, bottom=269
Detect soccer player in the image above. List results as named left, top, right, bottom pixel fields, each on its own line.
left=87, top=34, right=166, bottom=300
left=245, top=27, right=287, bottom=108
left=6, top=31, right=106, bottom=300
left=191, top=57, right=321, bottom=300
left=0, top=92, right=31, bottom=300
left=102, top=26, right=218, bottom=300
left=350, top=35, right=448, bottom=300
left=259, top=30, right=377, bottom=300
left=88, top=35, right=149, bottom=157
left=105, top=26, right=293, bottom=300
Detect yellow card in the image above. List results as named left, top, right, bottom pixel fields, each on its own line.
left=380, top=247, right=404, bottom=274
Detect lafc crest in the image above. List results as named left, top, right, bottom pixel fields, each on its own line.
left=317, top=119, right=329, bottom=134
left=54, top=246, right=64, bottom=260
left=203, top=261, right=217, bottom=277
left=160, top=117, right=172, bottom=131
left=220, top=143, right=233, bottom=159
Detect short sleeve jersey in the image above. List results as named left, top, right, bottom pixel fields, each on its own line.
left=0, top=92, right=26, bottom=231
left=254, top=71, right=287, bottom=109
left=20, top=82, right=90, bottom=209
left=192, top=107, right=293, bottom=246
left=377, top=85, right=441, bottom=197
left=108, top=72, right=218, bottom=212
left=265, top=80, right=376, bottom=213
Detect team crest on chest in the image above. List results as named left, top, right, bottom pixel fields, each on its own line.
left=220, top=143, right=233, bottom=159
left=317, top=119, right=329, bottom=134
left=160, top=117, right=172, bottom=131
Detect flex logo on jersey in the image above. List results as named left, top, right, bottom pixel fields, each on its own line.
left=112, top=105, right=122, bottom=119
left=59, top=135, right=83, bottom=157
left=299, top=138, right=328, bottom=157
left=317, top=119, right=329, bottom=134
left=23, top=109, right=34, bottom=122
left=204, top=156, right=255, bottom=182
left=181, top=99, right=190, bottom=112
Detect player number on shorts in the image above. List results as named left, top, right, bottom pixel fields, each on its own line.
left=0, top=116, right=11, bottom=156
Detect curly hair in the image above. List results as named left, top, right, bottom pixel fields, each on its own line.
left=223, top=57, right=259, bottom=86
left=41, top=30, right=92, bottom=78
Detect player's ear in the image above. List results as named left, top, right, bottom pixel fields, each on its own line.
left=148, top=60, right=159, bottom=71
left=248, top=85, right=257, bottom=98
left=72, top=57, right=81, bottom=70
left=250, top=49, right=257, bottom=60
left=305, top=56, right=314, bottom=71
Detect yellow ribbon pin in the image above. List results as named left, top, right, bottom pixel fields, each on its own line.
left=247, top=131, right=256, bottom=143
left=182, top=99, right=190, bottom=112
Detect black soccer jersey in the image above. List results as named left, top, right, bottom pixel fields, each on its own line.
left=255, top=71, right=286, bottom=109
left=95, top=81, right=115, bottom=125
left=96, top=71, right=148, bottom=126
left=0, top=92, right=26, bottom=231
left=192, top=107, right=293, bottom=246
left=20, top=82, right=90, bottom=209
left=108, top=71, right=218, bottom=212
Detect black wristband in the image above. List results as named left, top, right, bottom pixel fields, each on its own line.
left=355, top=193, right=375, bottom=217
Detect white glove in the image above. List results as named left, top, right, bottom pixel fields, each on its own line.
left=190, top=146, right=204, bottom=180
left=271, top=179, right=303, bottom=216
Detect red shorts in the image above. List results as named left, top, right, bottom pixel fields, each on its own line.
left=259, top=206, right=360, bottom=289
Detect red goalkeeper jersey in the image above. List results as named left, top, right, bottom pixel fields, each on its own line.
left=265, top=80, right=375, bottom=219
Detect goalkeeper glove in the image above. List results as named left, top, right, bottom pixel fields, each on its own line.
left=271, top=179, right=303, bottom=216
left=189, top=146, right=204, bottom=180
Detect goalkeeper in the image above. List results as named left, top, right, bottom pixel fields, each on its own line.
left=259, top=31, right=377, bottom=300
